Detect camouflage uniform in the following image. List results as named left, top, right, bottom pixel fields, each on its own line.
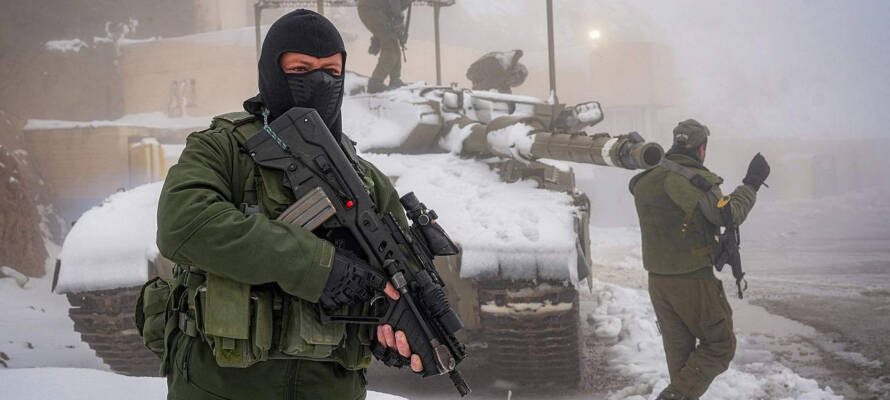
left=358, top=0, right=410, bottom=92
left=629, top=120, right=758, bottom=399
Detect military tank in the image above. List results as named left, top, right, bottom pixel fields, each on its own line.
left=343, top=81, right=663, bottom=388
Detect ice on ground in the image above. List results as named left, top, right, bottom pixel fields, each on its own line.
left=24, top=112, right=211, bottom=131
left=584, top=280, right=844, bottom=399
left=0, top=368, right=407, bottom=400
left=55, top=182, right=163, bottom=293
left=363, top=153, right=579, bottom=282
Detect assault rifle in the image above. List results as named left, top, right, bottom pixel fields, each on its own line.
left=244, top=107, right=470, bottom=396
left=715, top=210, right=746, bottom=299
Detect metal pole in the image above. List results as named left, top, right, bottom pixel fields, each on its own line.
left=255, top=2, right=262, bottom=61
left=316, top=0, right=324, bottom=15
left=434, top=4, right=442, bottom=85
left=545, top=0, right=558, bottom=103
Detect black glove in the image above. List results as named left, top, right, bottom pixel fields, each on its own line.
left=318, top=251, right=387, bottom=310
left=742, top=153, right=770, bottom=190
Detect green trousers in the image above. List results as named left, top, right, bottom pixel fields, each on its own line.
left=166, top=333, right=366, bottom=400
left=357, top=5, right=402, bottom=85
left=648, top=270, right=736, bottom=399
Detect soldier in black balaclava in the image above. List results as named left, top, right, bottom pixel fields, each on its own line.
left=154, top=10, right=422, bottom=400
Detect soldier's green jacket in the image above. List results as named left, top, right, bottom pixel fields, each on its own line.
left=629, top=153, right=757, bottom=275
left=157, top=112, right=408, bottom=304
left=156, top=111, right=412, bottom=387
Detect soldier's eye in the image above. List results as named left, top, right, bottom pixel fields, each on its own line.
left=326, top=68, right=341, bottom=76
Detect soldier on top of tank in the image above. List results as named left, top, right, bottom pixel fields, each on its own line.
left=146, top=10, right=426, bottom=400
left=629, top=119, right=770, bottom=400
left=466, top=50, right=529, bottom=94
left=358, top=0, right=411, bottom=93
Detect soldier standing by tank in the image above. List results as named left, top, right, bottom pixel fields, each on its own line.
left=152, top=10, right=421, bottom=399
left=628, top=119, right=770, bottom=400
left=358, top=0, right=411, bottom=93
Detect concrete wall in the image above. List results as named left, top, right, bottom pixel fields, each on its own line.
left=23, top=126, right=188, bottom=221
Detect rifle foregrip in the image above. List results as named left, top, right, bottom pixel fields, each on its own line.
left=381, top=296, right=443, bottom=377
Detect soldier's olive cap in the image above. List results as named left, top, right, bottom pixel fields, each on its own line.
left=673, top=119, right=710, bottom=148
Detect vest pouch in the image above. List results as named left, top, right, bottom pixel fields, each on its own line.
left=201, top=274, right=272, bottom=368
left=135, top=277, right=171, bottom=357
left=331, top=316, right=374, bottom=370
left=279, top=297, right=345, bottom=359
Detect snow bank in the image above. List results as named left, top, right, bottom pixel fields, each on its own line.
left=584, top=280, right=843, bottom=399
left=24, top=112, right=211, bottom=131
left=55, top=182, right=163, bottom=293
left=0, top=368, right=407, bottom=400
left=0, top=275, right=105, bottom=370
left=362, top=153, right=579, bottom=282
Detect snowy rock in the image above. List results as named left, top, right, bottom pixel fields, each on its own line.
left=0, top=266, right=29, bottom=288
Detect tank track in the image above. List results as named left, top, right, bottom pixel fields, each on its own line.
left=67, top=286, right=161, bottom=376
left=478, top=283, right=581, bottom=389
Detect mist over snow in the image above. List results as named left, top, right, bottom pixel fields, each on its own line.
left=387, top=0, right=890, bottom=139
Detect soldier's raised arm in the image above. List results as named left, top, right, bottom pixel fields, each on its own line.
left=156, top=129, right=335, bottom=302
left=697, top=153, right=770, bottom=227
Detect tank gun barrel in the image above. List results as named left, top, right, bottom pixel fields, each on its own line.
left=531, top=131, right=664, bottom=170
left=459, top=116, right=663, bottom=170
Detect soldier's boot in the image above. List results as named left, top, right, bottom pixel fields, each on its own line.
left=368, top=36, right=380, bottom=55
left=388, top=77, right=405, bottom=89
left=656, top=386, right=690, bottom=400
left=367, top=78, right=387, bottom=94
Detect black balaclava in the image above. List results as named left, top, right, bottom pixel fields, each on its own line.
left=247, top=9, right=347, bottom=138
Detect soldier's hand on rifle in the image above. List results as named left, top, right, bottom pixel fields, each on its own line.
left=375, top=283, right=423, bottom=372
left=743, top=153, right=771, bottom=190
left=318, top=251, right=387, bottom=310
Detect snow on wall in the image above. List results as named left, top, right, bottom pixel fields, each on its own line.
left=362, top=153, right=578, bottom=282
left=55, top=182, right=163, bottom=293
left=24, top=112, right=211, bottom=131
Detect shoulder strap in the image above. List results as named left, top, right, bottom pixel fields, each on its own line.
left=660, top=159, right=714, bottom=192
left=211, top=112, right=262, bottom=214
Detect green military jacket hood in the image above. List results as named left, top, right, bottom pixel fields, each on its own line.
left=629, top=154, right=724, bottom=275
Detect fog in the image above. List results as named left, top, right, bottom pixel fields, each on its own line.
left=1, top=1, right=889, bottom=399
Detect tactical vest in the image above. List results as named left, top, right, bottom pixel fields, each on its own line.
left=629, top=154, right=723, bottom=275
left=173, top=112, right=375, bottom=371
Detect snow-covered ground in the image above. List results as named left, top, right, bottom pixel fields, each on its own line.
left=0, top=367, right=405, bottom=400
